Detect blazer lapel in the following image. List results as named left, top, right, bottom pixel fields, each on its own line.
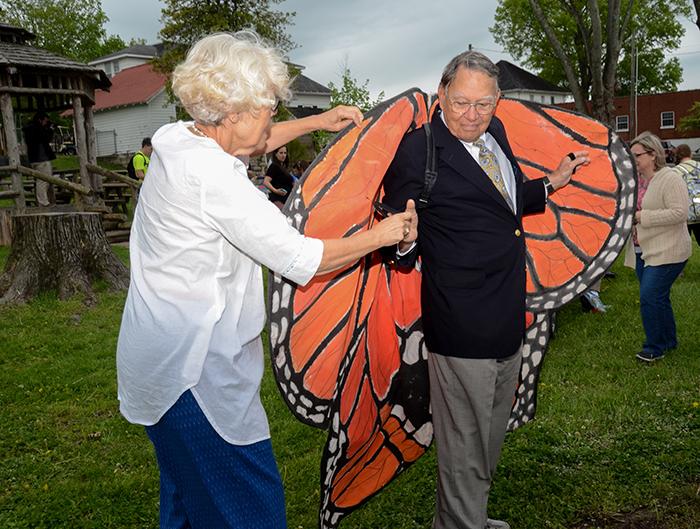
left=432, top=110, right=515, bottom=215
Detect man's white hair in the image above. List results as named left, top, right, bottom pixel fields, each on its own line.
left=172, top=31, right=291, bottom=125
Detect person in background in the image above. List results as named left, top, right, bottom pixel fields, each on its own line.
left=127, top=137, right=152, bottom=180
left=116, top=31, right=417, bottom=529
left=264, top=145, right=294, bottom=208
left=291, top=159, right=310, bottom=183
left=675, top=143, right=700, bottom=246
left=625, top=132, right=691, bottom=363
left=23, top=111, right=56, bottom=207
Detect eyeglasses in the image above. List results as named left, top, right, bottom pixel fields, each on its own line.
left=445, top=89, right=497, bottom=116
left=632, top=151, right=651, bottom=159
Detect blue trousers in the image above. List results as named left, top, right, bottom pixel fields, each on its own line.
left=145, top=390, right=287, bottom=529
left=634, top=254, right=687, bottom=355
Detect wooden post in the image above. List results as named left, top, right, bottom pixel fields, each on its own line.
left=72, top=95, right=90, bottom=209
left=0, top=92, right=25, bottom=209
left=84, top=103, right=101, bottom=193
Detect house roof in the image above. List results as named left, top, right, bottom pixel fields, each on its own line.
left=288, top=106, right=326, bottom=119
left=291, top=73, right=331, bottom=95
left=93, top=63, right=165, bottom=111
left=89, top=43, right=164, bottom=64
left=0, top=23, right=35, bottom=43
left=0, top=41, right=110, bottom=88
left=497, top=60, right=568, bottom=93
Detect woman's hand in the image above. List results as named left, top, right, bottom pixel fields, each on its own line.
left=372, top=199, right=417, bottom=247
left=316, top=105, right=364, bottom=132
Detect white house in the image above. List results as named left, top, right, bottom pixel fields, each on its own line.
left=90, top=62, right=174, bottom=156
left=497, top=60, right=571, bottom=105
left=88, top=45, right=331, bottom=155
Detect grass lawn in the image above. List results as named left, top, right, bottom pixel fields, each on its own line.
left=0, top=245, right=698, bottom=528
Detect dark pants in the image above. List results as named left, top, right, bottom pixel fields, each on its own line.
left=634, top=254, right=687, bottom=356
left=145, top=390, right=287, bottom=529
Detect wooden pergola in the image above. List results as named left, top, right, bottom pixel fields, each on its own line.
left=0, top=24, right=131, bottom=304
left=0, top=23, right=141, bottom=209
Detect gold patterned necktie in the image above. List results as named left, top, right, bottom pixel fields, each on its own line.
left=474, top=138, right=514, bottom=212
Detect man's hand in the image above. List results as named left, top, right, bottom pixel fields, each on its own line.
left=548, top=150, right=590, bottom=191
left=316, top=105, right=363, bottom=132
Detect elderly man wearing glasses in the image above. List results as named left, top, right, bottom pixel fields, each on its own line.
left=382, top=51, right=587, bottom=529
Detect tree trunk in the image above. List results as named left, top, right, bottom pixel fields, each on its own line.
left=0, top=212, right=129, bottom=305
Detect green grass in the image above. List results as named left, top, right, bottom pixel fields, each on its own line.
left=0, top=246, right=698, bottom=528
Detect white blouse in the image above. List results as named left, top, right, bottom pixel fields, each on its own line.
left=116, top=121, right=324, bottom=444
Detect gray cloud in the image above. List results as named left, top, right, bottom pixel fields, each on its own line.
left=101, top=0, right=700, bottom=97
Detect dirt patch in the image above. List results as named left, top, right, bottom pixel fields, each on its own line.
left=572, top=508, right=673, bottom=529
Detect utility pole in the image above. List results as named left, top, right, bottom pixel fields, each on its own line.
left=629, top=28, right=638, bottom=139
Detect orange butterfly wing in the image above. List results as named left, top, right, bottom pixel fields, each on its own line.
left=269, top=94, right=636, bottom=528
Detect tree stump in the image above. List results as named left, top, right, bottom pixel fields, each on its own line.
left=0, top=212, right=129, bottom=305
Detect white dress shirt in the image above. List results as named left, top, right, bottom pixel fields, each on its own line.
left=117, top=121, right=324, bottom=445
left=440, top=112, right=518, bottom=207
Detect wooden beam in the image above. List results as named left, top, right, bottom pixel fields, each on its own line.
left=0, top=164, right=92, bottom=195
left=84, top=103, right=100, bottom=192
left=86, top=163, right=141, bottom=189
left=72, top=95, right=90, bottom=203
left=0, top=86, right=94, bottom=104
left=0, top=92, right=25, bottom=209
left=0, top=190, right=20, bottom=199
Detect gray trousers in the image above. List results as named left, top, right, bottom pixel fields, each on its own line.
left=31, top=161, right=53, bottom=206
left=428, top=349, right=521, bottom=529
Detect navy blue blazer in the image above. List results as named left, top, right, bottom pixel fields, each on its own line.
left=382, top=109, right=546, bottom=359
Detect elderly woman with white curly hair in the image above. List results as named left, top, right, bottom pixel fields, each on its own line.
left=116, top=31, right=416, bottom=529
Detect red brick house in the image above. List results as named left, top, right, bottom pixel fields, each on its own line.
left=559, top=90, right=700, bottom=151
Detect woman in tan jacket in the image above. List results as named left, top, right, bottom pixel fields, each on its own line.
left=625, top=132, right=691, bottom=362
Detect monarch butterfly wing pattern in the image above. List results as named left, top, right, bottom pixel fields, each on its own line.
left=497, top=99, right=636, bottom=429
left=319, top=264, right=430, bottom=529
left=268, top=88, right=430, bottom=429
left=507, top=310, right=552, bottom=432
left=495, top=99, right=636, bottom=311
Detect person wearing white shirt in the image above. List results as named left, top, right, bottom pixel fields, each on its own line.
left=116, top=31, right=417, bottom=529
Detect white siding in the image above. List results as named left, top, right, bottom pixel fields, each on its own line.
left=289, top=93, right=331, bottom=109
left=93, top=89, right=176, bottom=155
left=503, top=90, right=571, bottom=104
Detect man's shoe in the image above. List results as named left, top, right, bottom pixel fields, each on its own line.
left=486, top=519, right=511, bottom=529
left=636, top=350, right=665, bottom=363
left=581, top=290, right=608, bottom=313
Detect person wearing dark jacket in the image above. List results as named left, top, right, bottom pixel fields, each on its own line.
left=382, top=51, right=588, bottom=529
left=23, top=111, right=56, bottom=206
left=263, top=145, right=294, bottom=208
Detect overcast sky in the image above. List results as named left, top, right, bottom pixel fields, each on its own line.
left=102, top=0, right=700, bottom=99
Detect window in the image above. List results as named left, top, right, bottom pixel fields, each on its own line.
left=660, top=111, right=675, bottom=129
left=615, top=115, right=629, bottom=132
left=550, top=96, right=555, bottom=104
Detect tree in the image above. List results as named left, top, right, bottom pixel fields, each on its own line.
left=491, top=0, right=691, bottom=124
left=153, top=0, right=296, bottom=78
left=312, top=65, right=384, bottom=151
left=679, top=101, right=700, bottom=131
left=327, top=66, right=385, bottom=113
left=694, top=0, right=700, bottom=31
left=0, top=0, right=126, bottom=63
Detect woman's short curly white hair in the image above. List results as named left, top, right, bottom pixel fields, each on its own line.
left=172, top=31, right=291, bottom=125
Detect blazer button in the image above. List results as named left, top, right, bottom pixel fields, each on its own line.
left=515, top=229, right=522, bottom=237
